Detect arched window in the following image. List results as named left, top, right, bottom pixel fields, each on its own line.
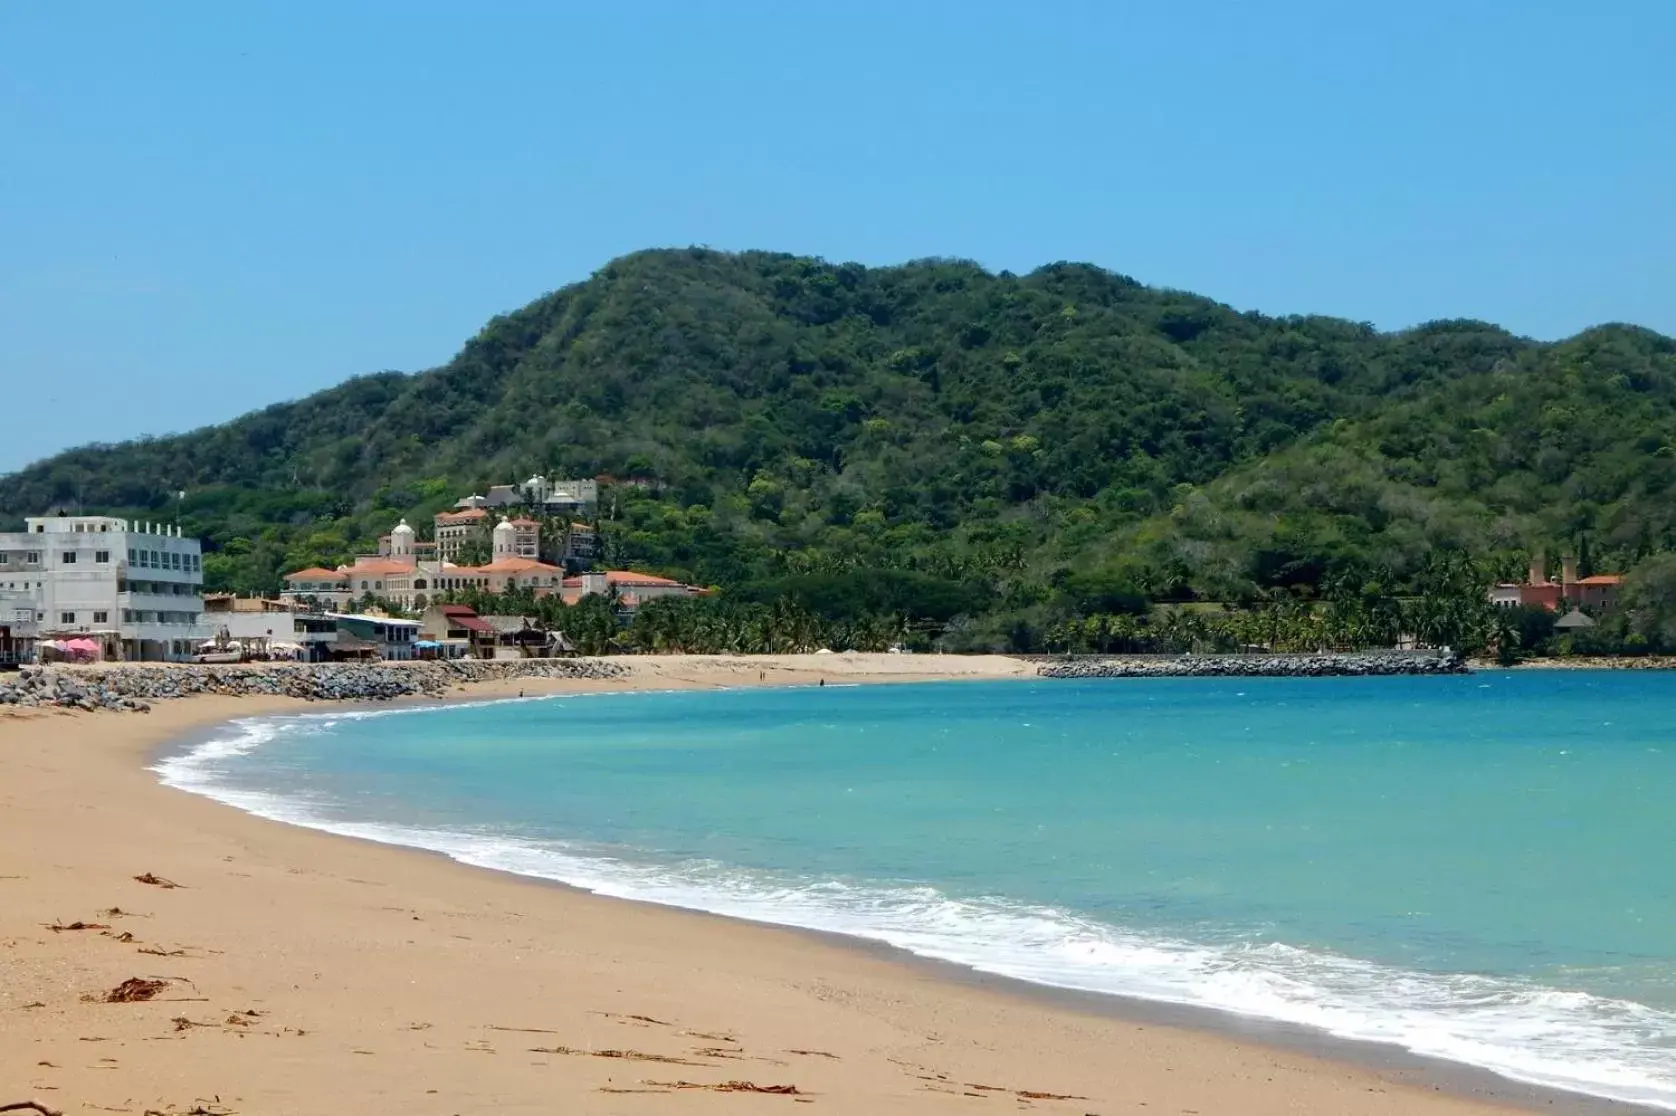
left=414, top=578, right=427, bottom=590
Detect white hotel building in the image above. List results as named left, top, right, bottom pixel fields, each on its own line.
left=0, top=515, right=209, bottom=661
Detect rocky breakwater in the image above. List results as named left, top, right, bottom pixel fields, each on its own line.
left=1038, top=650, right=1468, bottom=679
left=0, top=658, right=629, bottom=712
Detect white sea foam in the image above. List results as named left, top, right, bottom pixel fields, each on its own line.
left=155, top=714, right=1676, bottom=1111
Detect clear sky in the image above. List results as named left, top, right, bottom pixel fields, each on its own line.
left=2, top=1, right=1672, bottom=473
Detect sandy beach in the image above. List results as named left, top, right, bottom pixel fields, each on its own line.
left=0, top=654, right=1622, bottom=1115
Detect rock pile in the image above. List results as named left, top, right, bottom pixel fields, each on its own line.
left=1038, top=650, right=1467, bottom=679
left=0, top=658, right=628, bottom=712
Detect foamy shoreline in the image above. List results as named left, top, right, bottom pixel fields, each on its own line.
left=0, top=654, right=1654, bottom=1114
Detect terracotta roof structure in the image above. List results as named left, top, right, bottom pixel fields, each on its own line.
left=603, top=570, right=683, bottom=586
left=342, top=557, right=419, bottom=576
left=453, top=557, right=564, bottom=575
left=284, top=567, right=349, bottom=582
left=1575, top=575, right=1624, bottom=586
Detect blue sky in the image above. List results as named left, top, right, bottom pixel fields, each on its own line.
left=2, top=1, right=1671, bottom=473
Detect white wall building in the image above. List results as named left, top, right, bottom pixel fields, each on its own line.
left=207, top=599, right=339, bottom=661
left=0, top=515, right=209, bottom=661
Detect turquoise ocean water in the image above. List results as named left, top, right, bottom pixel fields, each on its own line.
left=157, top=672, right=1676, bottom=1108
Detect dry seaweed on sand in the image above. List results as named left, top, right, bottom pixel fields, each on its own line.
left=46, top=920, right=110, bottom=932
left=133, top=873, right=182, bottom=889
left=647, top=1080, right=803, bottom=1095
left=528, top=1045, right=710, bottom=1066
left=97, top=978, right=169, bottom=1003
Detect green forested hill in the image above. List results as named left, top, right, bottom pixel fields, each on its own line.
left=3, top=248, right=1672, bottom=646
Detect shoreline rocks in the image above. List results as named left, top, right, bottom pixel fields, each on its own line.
left=0, top=658, right=628, bottom=713
left=1038, top=650, right=1468, bottom=679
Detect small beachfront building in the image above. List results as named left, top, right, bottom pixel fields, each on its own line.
left=327, top=612, right=420, bottom=660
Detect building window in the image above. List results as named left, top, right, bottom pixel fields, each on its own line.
left=60, top=611, right=76, bottom=624
left=26, top=552, right=38, bottom=563
left=95, top=550, right=110, bottom=564
left=61, top=551, right=77, bottom=564
left=93, top=611, right=108, bottom=625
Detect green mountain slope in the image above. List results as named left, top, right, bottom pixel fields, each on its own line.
left=1119, top=324, right=1676, bottom=599
left=2, top=248, right=1669, bottom=640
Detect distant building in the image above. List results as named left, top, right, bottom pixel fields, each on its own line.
left=433, top=507, right=490, bottom=561
left=417, top=603, right=495, bottom=659
left=327, top=612, right=420, bottom=660
left=204, top=596, right=338, bottom=661
left=453, top=475, right=598, bottom=517
left=0, top=515, right=208, bottom=661
left=507, top=517, right=541, bottom=559
left=559, top=570, right=706, bottom=609
left=1489, top=555, right=1624, bottom=613
left=0, top=588, right=37, bottom=665
left=284, top=516, right=565, bottom=613
left=282, top=567, right=353, bottom=609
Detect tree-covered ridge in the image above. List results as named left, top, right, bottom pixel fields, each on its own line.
left=1122, top=324, right=1676, bottom=599
left=1, top=247, right=1671, bottom=650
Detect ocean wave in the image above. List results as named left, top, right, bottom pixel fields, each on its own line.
left=153, top=714, right=1676, bottom=1111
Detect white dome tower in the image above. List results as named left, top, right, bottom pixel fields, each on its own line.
left=390, top=518, right=415, bottom=558
left=492, top=516, right=516, bottom=560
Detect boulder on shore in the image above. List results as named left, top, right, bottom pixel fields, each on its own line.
left=1037, top=650, right=1467, bottom=679
left=0, top=658, right=628, bottom=713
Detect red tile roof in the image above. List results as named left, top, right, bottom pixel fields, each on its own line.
left=435, top=508, right=489, bottom=523
left=1576, top=575, right=1624, bottom=585
left=604, top=570, right=683, bottom=587
left=451, top=557, right=564, bottom=575
left=508, top=517, right=540, bottom=527
left=343, top=557, right=419, bottom=576
left=284, top=567, right=348, bottom=583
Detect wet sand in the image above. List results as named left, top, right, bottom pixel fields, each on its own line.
left=0, top=654, right=1643, bottom=1114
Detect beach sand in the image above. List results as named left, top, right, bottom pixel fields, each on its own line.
left=0, top=654, right=1610, bottom=1114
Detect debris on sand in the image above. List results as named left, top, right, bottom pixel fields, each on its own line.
left=98, top=978, right=169, bottom=1003
left=648, top=1080, right=803, bottom=1095
left=528, top=1046, right=710, bottom=1066
left=134, top=873, right=182, bottom=889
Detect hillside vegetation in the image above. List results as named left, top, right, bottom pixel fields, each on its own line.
left=4, top=248, right=1674, bottom=649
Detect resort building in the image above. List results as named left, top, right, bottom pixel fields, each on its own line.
left=433, top=507, right=490, bottom=561
left=454, top=475, right=598, bottom=516
left=558, top=569, right=706, bottom=608
left=282, top=567, right=353, bottom=609
left=1488, top=555, right=1624, bottom=612
left=283, top=516, right=567, bottom=613
left=0, top=515, right=209, bottom=661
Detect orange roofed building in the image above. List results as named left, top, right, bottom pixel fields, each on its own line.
left=1488, top=555, right=1623, bottom=613
left=558, top=570, right=707, bottom=607
left=284, top=516, right=703, bottom=615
